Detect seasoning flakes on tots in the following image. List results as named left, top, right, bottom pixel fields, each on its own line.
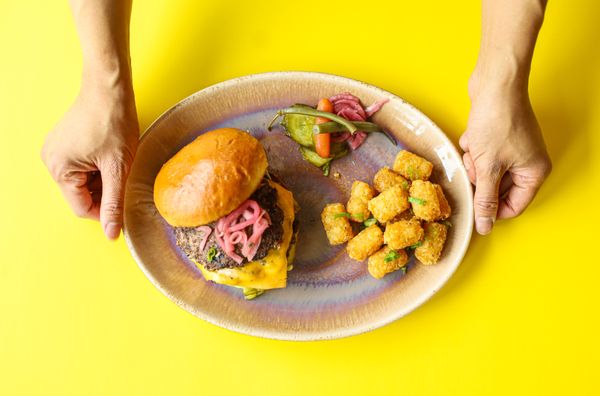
left=320, top=149, right=452, bottom=280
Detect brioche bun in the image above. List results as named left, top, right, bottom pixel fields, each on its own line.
left=153, top=128, right=268, bottom=227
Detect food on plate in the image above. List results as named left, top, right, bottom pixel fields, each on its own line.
left=268, top=92, right=395, bottom=175
left=367, top=184, right=410, bottom=224
left=409, top=180, right=442, bottom=221
left=393, top=150, right=433, bottom=181
left=434, top=184, right=452, bottom=220
left=320, top=149, right=452, bottom=279
left=414, top=222, right=448, bottom=265
left=384, top=218, right=424, bottom=250
left=346, top=224, right=384, bottom=261
left=373, top=167, right=409, bottom=193
left=347, top=181, right=375, bottom=222
left=154, top=128, right=299, bottom=300
left=321, top=203, right=354, bottom=245
left=368, top=246, right=409, bottom=279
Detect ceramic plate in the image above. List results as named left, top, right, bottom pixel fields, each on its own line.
left=124, top=72, right=473, bottom=340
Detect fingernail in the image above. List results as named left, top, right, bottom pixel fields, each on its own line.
left=104, top=222, right=121, bottom=240
left=476, top=217, right=494, bottom=235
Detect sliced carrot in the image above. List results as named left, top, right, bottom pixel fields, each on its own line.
left=315, top=98, right=333, bottom=158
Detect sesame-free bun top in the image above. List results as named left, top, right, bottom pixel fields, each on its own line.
left=153, top=128, right=268, bottom=227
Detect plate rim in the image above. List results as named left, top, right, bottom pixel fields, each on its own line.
left=124, top=71, right=474, bottom=341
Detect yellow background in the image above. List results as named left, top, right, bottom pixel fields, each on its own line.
left=1, top=1, right=599, bottom=395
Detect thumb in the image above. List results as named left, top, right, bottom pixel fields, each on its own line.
left=99, top=161, right=128, bottom=240
left=473, top=164, right=504, bottom=235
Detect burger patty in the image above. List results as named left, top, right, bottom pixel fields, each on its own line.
left=174, top=180, right=284, bottom=271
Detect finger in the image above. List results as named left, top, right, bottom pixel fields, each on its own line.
left=58, top=171, right=100, bottom=220
left=99, top=160, right=129, bottom=240
left=497, top=173, right=544, bottom=220
left=459, top=133, right=469, bottom=152
left=499, top=173, right=513, bottom=198
left=473, top=164, right=504, bottom=235
left=462, top=152, right=476, bottom=185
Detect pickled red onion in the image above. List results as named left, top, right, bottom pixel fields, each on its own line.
left=329, top=93, right=388, bottom=150
left=197, top=225, right=212, bottom=253
left=215, top=199, right=271, bottom=264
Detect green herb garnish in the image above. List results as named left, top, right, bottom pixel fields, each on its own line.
left=364, top=217, right=377, bottom=227
left=407, top=166, right=417, bottom=180
left=334, top=212, right=352, bottom=219
left=441, top=220, right=453, bottom=228
left=402, top=181, right=410, bottom=190
left=409, top=241, right=423, bottom=250
left=352, top=213, right=364, bottom=221
left=334, top=212, right=365, bottom=221
left=384, top=250, right=401, bottom=263
left=322, top=162, right=330, bottom=176
left=408, top=197, right=426, bottom=205
left=400, top=266, right=407, bottom=274
left=206, top=246, right=217, bottom=262
left=242, top=288, right=264, bottom=300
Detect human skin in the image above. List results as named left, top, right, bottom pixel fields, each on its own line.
left=41, top=0, right=551, bottom=240
left=41, top=0, right=137, bottom=240
left=461, top=0, right=552, bottom=235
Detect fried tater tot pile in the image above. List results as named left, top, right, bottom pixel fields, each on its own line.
left=321, top=149, right=453, bottom=280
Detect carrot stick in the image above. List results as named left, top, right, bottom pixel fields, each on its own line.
left=315, top=98, right=333, bottom=158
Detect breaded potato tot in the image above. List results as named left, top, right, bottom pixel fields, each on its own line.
left=368, top=246, right=409, bottom=279
left=434, top=184, right=451, bottom=220
left=367, top=185, right=410, bottom=224
left=346, top=224, right=384, bottom=261
left=393, top=150, right=433, bottom=181
left=384, top=218, right=424, bottom=250
left=321, top=203, right=354, bottom=245
left=415, top=222, right=448, bottom=265
left=409, top=180, right=441, bottom=221
left=390, top=209, right=415, bottom=222
left=373, top=167, right=409, bottom=193
left=347, top=181, right=375, bottom=222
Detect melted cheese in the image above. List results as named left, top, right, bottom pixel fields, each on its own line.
left=196, top=181, right=295, bottom=290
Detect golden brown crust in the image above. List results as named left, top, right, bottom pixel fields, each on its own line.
left=415, top=222, right=448, bottom=265
left=368, top=246, right=409, bottom=279
left=153, top=128, right=268, bottom=226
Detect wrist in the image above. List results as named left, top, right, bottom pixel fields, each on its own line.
left=468, top=60, right=529, bottom=103
left=81, top=54, right=133, bottom=96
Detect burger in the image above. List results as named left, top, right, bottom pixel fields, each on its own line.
left=153, top=128, right=299, bottom=299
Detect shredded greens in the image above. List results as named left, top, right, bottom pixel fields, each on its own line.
left=408, top=197, right=426, bottom=205
left=363, top=217, right=377, bottom=227
left=384, top=250, right=401, bottom=263
left=206, top=246, right=217, bottom=262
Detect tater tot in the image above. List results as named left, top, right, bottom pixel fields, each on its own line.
left=409, top=180, right=441, bottom=221
left=384, top=218, right=424, bottom=250
left=367, top=185, right=410, bottom=224
left=373, top=167, right=409, bottom=193
left=321, top=203, right=354, bottom=245
left=415, top=222, right=448, bottom=265
left=347, top=181, right=375, bottom=222
left=434, top=184, right=451, bottom=220
left=346, top=224, right=384, bottom=261
left=393, top=150, right=433, bottom=181
left=368, top=246, right=409, bottom=279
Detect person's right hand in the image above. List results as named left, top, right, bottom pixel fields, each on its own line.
left=41, top=80, right=139, bottom=240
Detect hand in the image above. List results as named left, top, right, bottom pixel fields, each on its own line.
left=41, top=80, right=139, bottom=240
left=460, top=74, right=552, bottom=235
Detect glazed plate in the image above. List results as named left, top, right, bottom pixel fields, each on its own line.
left=124, top=72, right=473, bottom=340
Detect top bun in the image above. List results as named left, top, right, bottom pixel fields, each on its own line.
left=154, top=128, right=268, bottom=227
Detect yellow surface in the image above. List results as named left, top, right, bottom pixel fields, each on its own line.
left=1, top=1, right=598, bottom=395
